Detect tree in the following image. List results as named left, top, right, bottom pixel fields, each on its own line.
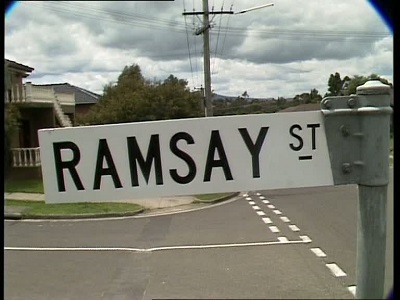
left=148, top=74, right=203, bottom=120
left=299, top=92, right=311, bottom=104
left=4, top=104, right=21, bottom=174
left=276, top=97, right=287, bottom=109
left=4, top=63, right=21, bottom=175
left=292, top=94, right=301, bottom=106
left=347, top=75, right=366, bottom=95
left=325, top=72, right=392, bottom=97
left=309, top=88, right=322, bottom=103
left=76, top=64, right=203, bottom=125
left=327, top=72, right=343, bottom=96
left=241, top=91, right=249, bottom=99
left=347, top=74, right=392, bottom=95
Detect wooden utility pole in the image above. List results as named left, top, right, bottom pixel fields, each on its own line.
left=183, top=1, right=233, bottom=117
left=202, top=0, right=212, bottom=116
left=183, top=2, right=274, bottom=117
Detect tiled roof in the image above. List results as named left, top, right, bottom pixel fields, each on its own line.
left=35, top=83, right=100, bottom=104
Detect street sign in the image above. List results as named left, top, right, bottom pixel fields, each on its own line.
left=38, top=111, right=334, bottom=203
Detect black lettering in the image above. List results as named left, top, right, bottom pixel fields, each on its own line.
left=238, top=127, right=269, bottom=178
left=289, top=124, right=303, bottom=151
left=307, top=123, right=320, bottom=150
left=53, top=141, right=84, bottom=192
left=127, top=135, right=163, bottom=186
left=93, top=139, right=122, bottom=190
left=204, top=130, right=233, bottom=182
left=169, top=132, right=197, bottom=184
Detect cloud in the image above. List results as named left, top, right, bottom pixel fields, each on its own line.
left=5, top=0, right=392, bottom=99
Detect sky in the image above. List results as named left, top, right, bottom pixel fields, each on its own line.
left=5, top=0, right=393, bottom=99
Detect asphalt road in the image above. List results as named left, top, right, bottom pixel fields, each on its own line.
left=259, top=168, right=393, bottom=297
left=4, top=169, right=393, bottom=299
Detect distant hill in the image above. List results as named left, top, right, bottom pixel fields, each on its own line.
left=279, top=103, right=321, bottom=112
left=212, top=93, right=280, bottom=102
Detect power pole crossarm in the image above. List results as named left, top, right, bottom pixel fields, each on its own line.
left=182, top=11, right=233, bottom=15
left=235, top=3, right=274, bottom=14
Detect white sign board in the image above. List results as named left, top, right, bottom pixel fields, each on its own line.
left=38, top=111, right=334, bottom=203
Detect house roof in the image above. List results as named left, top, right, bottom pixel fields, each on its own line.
left=5, top=59, right=34, bottom=75
left=35, top=83, right=101, bottom=104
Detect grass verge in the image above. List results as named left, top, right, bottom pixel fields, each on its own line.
left=5, top=179, right=44, bottom=193
left=194, top=192, right=238, bottom=203
left=5, top=199, right=143, bottom=216
left=5, top=182, right=238, bottom=218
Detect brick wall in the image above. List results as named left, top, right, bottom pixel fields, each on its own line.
left=75, top=103, right=95, bottom=116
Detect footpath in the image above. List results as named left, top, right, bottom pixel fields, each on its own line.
left=4, top=192, right=240, bottom=220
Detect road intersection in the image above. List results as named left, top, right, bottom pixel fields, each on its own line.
left=5, top=169, right=393, bottom=299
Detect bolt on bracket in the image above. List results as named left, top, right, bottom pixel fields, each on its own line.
left=321, top=81, right=392, bottom=186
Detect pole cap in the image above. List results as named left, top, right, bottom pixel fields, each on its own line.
left=357, top=80, right=391, bottom=95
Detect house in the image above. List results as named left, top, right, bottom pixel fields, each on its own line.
left=4, top=59, right=99, bottom=180
left=35, top=83, right=100, bottom=119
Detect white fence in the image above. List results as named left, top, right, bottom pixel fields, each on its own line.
left=11, top=147, right=41, bottom=167
left=5, top=83, right=75, bottom=105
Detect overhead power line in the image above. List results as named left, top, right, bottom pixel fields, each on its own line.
left=25, top=1, right=188, bottom=33
left=21, top=1, right=390, bottom=43
left=183, top=1, right=195, bottom=88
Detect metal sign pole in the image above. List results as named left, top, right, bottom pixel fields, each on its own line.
left=321, top=80, right=392, bottom=299
left=355, top=81, right=392, bottom=299
left=356, top=185, right=388, bottom=299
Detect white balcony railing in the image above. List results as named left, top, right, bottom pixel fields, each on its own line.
left=56, top=92, right=75, bottom=105
left=10, top=147, right=41, bottom=167
left=25, top=83, right=54, bottom=103
left=5, top=83, right=75, bottom=105
left=5, top=85, right=25, bottom=103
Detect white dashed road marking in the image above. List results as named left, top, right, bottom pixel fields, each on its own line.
left=299, top=235, right=312, bottom=243
left=280, top=216, right=290, bottom=223
left=288, top=225, right=300, bottom=232
left=247, top=191, right=352, bottom=294
left=326, top=263, right=347, bottom=277
left=269, top=226, right=280, bottom=233
left=246, top=197, right=252, bottom=201
left=310, top=248, right=327, bottom=257
left=348, top=286, right=356, bottom=296
left=262, top=217, right=272, bottom=224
